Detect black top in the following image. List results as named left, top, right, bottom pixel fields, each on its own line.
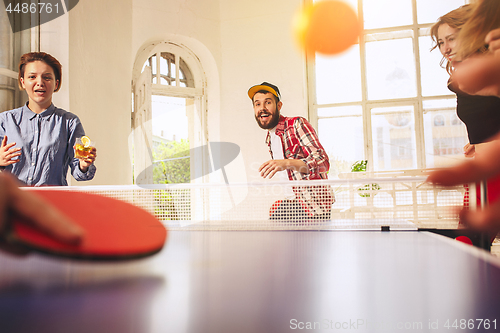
left=449, top=84, right=500, bottom=144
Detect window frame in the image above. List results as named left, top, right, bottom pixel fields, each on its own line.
left=307, top=0, right=470, bottom=173
left=132, top=41, right=209, bottom=184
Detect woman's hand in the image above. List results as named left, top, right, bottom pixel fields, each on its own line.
left=0, top=136, right=21, bottom=167
left=78, top=147, right=97, bottom=173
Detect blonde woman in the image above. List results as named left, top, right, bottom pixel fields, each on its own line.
left=452, top=0, right=500, bottom=97
left=431, top=3, right=500, bottom=209
left=429, top=0, right=500, bottom=235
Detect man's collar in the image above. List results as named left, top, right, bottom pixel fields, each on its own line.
left=274, top=115, right=286, bottom=135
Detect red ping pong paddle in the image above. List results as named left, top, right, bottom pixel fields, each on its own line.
left=7, top=189, right=167, bottom=260
left=455, top=235, right=473, bottom=246
left=269, top=199, right=283, bottom=216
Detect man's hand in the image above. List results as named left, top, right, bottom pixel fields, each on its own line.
left=259, top=159, right=308, bottom=179
left=0, top=136, right=21, bottom=167
left=427, top=132, right=500, bottom=235
left=0, top=173, right=84, bottom=254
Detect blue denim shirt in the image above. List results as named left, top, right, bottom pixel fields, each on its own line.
left=0, top=103, right=96, bottom=186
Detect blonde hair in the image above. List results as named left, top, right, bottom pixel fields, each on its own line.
left=456, top=0, right=500, bottom=60
left=430, top=4, right=474, bottom=74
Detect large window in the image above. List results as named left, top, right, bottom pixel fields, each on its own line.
left=133, top=44, right=207, bottom=184
left=309, top=0, right=469, bottom=177
left=145, top=52, right=194, bottom=184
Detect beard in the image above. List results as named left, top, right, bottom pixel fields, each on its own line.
left=255, top=109, right=280, bottom=130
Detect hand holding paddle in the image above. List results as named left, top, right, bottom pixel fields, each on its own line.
left=0, top=173, right=84, bottom=254
left=0, top=172, right=167, bottom=260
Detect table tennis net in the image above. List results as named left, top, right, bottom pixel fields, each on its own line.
left=39, top=177, right=471, bottom=230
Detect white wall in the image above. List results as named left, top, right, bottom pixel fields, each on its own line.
left=219, top=0, right=307, bottom=183
left=41, top=0, right=308, bottom=185
left=40, top=8, right=69, bottom=120
left=67, top=0, right=133, bottom=185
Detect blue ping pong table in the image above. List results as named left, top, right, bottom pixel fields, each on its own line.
left=0, top=230, right=499, bottom=333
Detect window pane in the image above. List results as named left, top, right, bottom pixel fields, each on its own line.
left=417, top=0, right=467, bottom=24
left=316, top=45, right=362, bottom=104
left=419, top=35, right=453, bottom=96
left=150, top=55, right=157, bottom=77
left=159, top=52, right=177, bottom=86
left=152, top=96, right=188, bottom=141
left=371, top=106, right=417, bottom=171
left=152, top=96, right=191, bottom=184
left=423, top=99, right=456, bottom=110
left=159, top=56, right=169, bottom=78
left=366, top=38, right=416, bottom=100
left=363, top=0, right=412, bottom=29
left=171, top=63, right=177, bottom=80
left=318, top=106, right=364, bottom=178
left=179, top=58, right=195, bottom=88
left=422, top=99, right=467, bottom=168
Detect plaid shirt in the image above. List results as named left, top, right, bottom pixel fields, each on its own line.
left=266, top=115, right=329, bottom=180
left=266, top=115, right=334, bottom=215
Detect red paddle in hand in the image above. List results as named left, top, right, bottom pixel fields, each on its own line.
left=7, top=189, right=167, bottom=260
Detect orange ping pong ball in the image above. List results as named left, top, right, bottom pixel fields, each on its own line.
left=293, top=0, right=361, bottom=55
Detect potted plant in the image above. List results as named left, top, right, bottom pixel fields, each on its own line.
left=351, top=160, right=381, bottom=198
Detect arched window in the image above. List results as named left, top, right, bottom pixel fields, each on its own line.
left=132, top=42, right=208, bottom=184
left=142, top=52, right=194, bottom=87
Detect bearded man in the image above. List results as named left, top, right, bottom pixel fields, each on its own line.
left=248, top=82, right=334, bottom=220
